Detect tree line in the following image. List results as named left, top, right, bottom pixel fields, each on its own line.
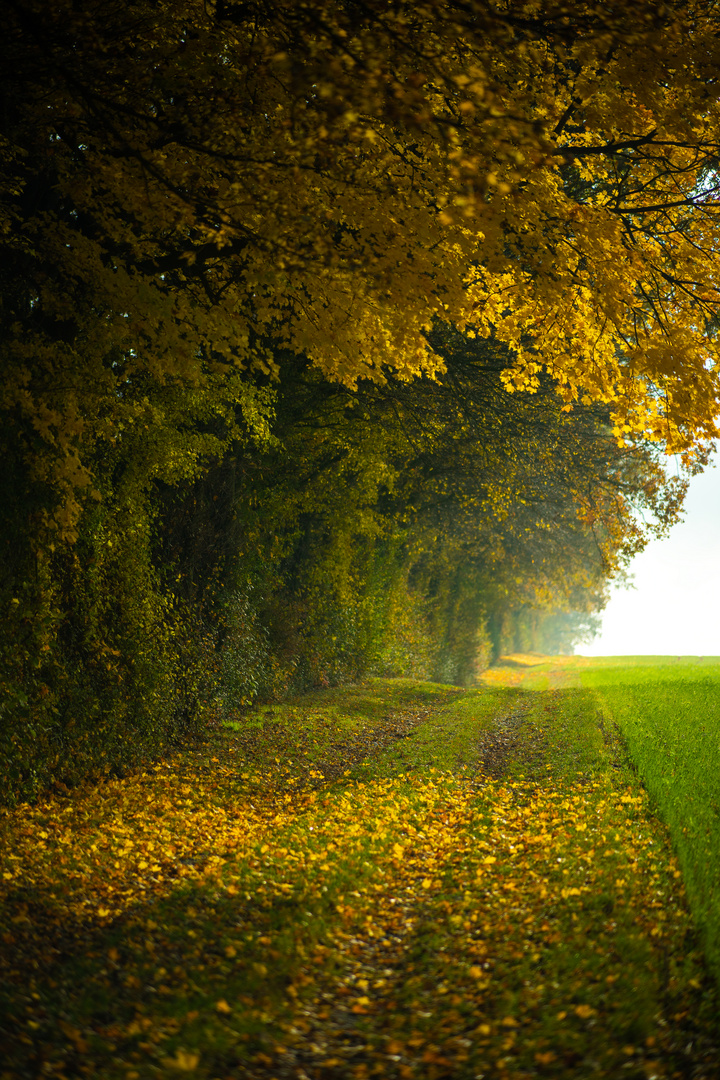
left=1, top=0, right=716, bottom=802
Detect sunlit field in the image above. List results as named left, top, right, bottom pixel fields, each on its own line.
left=579, top=657, right=720, bottom=981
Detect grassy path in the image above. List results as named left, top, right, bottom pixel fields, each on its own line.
left=1, top=665, right=719, bottom=1078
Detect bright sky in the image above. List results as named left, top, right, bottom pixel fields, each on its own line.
left=581, top=458, right=720, bottom=657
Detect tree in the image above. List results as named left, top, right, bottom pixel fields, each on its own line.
left=2, top=0, right=720, bottom=547
left=1, top=0, right=716, bottom=798
left=187, top=330, right=688, bottom=685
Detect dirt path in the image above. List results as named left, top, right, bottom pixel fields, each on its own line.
left=3, top=665, right=719, bottom=1080
left=473, top=697, right=541, bottom=778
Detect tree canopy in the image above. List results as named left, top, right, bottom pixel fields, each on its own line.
left=3, top=1, right=720, bottom=531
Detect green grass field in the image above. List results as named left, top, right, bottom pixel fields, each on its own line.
left=2, top=659, right=720, bottom=1078
left=578, top=656, right=720, bottom=981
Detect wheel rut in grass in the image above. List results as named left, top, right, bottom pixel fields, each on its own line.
left=473, top=698, right=544, bottom=779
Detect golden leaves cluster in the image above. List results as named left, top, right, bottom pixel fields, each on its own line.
left=5, top=0, right=720, bottom=506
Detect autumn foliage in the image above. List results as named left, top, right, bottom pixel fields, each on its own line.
left=1, top=0, right=719, bottom=797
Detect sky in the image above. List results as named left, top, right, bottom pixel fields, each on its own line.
left=581, top=457, right=720, bottom=657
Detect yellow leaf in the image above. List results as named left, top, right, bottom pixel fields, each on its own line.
left=162, top=1049, right=200, bottom=1071
left=392, top=843, right=404, bottom=859
left=216, top=999, right=232, bottom=1014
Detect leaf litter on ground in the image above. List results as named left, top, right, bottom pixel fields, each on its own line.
left=1, top=668, right=719, bottom=1079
